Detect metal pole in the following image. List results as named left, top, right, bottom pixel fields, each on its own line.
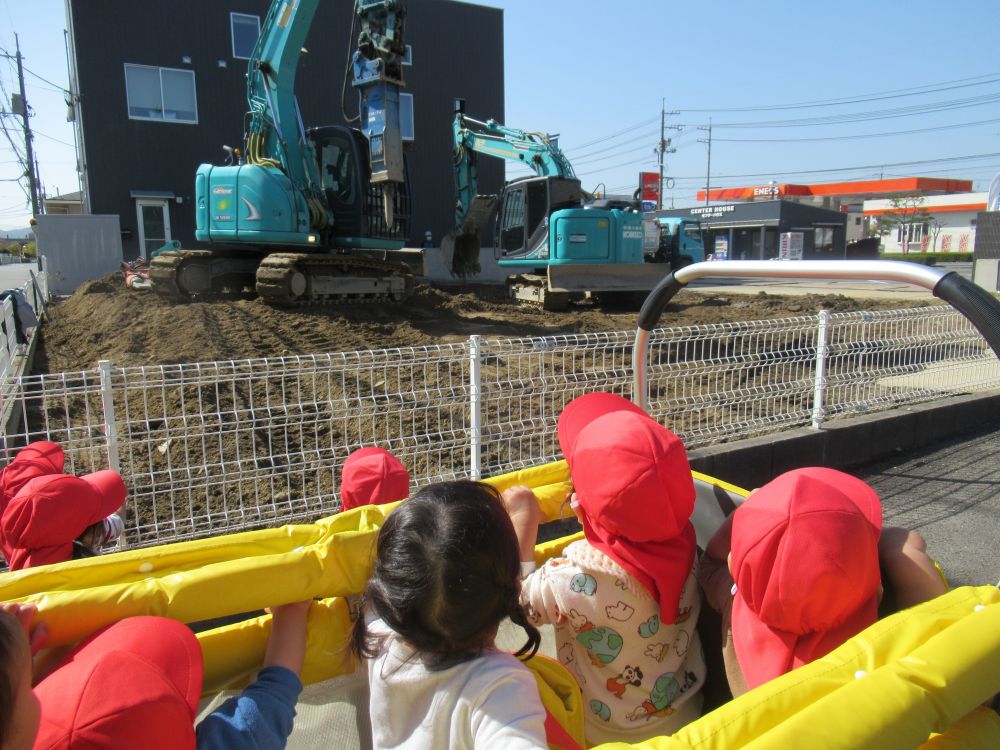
left=657, top=100, right=665, bottom=211
left=811, top=309, right=831, bottom=429
left=98, top=360, right=121, bottom=473
left=13, top=35, right=40, bottom=217
left=705, top=119, right=712, bottom=206
left=468, top=335, right=482, bottom=480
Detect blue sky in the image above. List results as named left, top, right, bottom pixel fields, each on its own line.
left=2, top=0, right=999, bottom=229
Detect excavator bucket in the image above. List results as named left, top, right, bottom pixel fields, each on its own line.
left=447, top=194, right=498, bottom=278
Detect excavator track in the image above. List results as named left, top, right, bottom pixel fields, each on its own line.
left=255, top=253, right=414, bottom=307
left=148, top=249, right=262, bottom=302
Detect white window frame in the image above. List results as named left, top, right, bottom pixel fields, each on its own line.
left=402, top=44, right=413, bottom=66
left=135, top=199, right=172, bottom=260
left=400, top=92, right=414, bottom=141
left=124, top=64, right=199, bottom=124
left=230, top=12, right=261, bottom=60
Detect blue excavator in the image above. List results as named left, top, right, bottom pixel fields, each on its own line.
left=150, top=0, right=413, bottom=306
left=448, top=100, right=681, bottom=310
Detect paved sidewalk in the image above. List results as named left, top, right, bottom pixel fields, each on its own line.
left=857, top=426, right=999, bottom=589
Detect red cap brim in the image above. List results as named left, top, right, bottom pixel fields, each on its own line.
left=79, top=470, right=127, bottom=521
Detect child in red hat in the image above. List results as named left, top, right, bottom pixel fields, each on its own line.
left=0, top=441, right=65, bottom=563
left=699, top=467, right=949, bottom=695
left=1, top=470, right=127, bottom=571
left=11, top=601, right=309, bottom=750
left=503, top=392, right=705, bottom=746
left=339, top=447, right=410, bottom=512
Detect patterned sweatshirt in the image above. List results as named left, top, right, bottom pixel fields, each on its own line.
left=521, top=540, right=705, bottom=746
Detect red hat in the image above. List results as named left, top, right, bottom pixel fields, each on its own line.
left=1, top=470, right=127, bottom=571
left=0, top=441, right=65, bottom=503
left=340, top=447, right=410, bottom=512
left=568, top=409, right=696, bottom=621
left=33, top=616, right=203, bottom=750
left=557, top=392, right=648, bottom=464
left=729, top=467, right=883, bottom=690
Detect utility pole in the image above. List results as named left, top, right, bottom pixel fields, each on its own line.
left=698, top=118, right=712, bottom=206
left=656, top=99, right=680, bottom=211
left=2, top=35, right=41, bottom=217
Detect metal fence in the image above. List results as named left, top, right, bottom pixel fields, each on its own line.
left=2, top=305, right=997, bottom=549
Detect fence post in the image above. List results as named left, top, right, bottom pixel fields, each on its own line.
left=811, top=309, right=831, bottom=430
left=468, top=335, right=482, bottom=480
left=97, top=360, right=121, bottom=473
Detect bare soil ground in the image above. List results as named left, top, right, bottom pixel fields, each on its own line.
left=27, top=276, right=937, bottom=544
left=35, top=276, right=930, bottom=373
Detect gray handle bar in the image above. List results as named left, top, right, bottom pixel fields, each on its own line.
left=632, top=260, right=1000, bottom=410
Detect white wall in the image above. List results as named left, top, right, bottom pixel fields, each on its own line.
left=32, top=214, right=123, bottom=295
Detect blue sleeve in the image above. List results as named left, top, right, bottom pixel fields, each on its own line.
left=196, top=666, right=304, bottom=750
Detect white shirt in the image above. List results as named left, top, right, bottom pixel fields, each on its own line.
left=365, top=617, right=548, bottom=750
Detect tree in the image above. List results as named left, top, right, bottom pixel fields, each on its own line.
left=929, top=219, right=943, bottom=252
left=872, top=194, right=934, bottom=255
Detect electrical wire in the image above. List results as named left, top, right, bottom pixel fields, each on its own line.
left=710, top=117, right=1000, bottom=143
left=676, top=71, right=1000, bottom=113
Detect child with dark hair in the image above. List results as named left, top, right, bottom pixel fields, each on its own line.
left=351, top=480, right=548, bottom=749
left=0, top=604, right=44, bottom=750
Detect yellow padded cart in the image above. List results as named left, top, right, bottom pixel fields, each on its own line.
left=1, top=461, right=998, bottom=749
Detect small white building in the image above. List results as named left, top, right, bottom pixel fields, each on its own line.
left=863, top=192, right=987, bottom=254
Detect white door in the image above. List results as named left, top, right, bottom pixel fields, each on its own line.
left=135, top=199, right=172, bottom=258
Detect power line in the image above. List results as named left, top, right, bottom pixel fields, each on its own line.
left=33, top=129, right=74, bottom=147
left=676, top=71, right=1000, bottom=113
left=700, top=91, right=1000, bottom=129
left=665, top=151, right=1000, bottom=181
left=560, top=116, right=658, bottom=151
left=710, top=117, right=1000, bottom=143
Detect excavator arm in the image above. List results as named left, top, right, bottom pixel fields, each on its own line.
left=245, top=0, right=407, bottom=232
left=448, top=99, right=576, bottom=276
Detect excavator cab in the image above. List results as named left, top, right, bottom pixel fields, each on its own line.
left=495, top=176, right=585, bottom=261
left=310, top=125, right=411, bottom=247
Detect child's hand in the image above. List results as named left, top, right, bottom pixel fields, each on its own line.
left=0, top=602, right=48, bottom=655
left=501, top=485, right=545, bottom=562
left=264, top=600, right=312, bottom=677
left=501, top=485, right=545, bottom=526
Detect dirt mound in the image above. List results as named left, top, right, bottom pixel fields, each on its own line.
left=35, top=275, right=925, bottom=374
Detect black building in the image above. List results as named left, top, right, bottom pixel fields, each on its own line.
left=65, top=0, right=504, bottom=260
left=653, top=200, right=848, bottom=260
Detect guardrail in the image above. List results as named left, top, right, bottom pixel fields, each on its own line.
left=1, top=303, right=997, bottom=550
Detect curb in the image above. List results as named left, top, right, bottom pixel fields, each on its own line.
left=687, top=390, right=1000, bottom=490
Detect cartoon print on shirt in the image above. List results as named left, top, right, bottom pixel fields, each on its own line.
left=614, top=577, right=628, bottom=591
left=568, top=608, right=624, bottom=666
left=643, top=642, right=670, bottom=663
left=559, top=641, right=586, bottom=686
left=590, top=700, right=612, bottom=722
left=638, top=613, right=660, bottom=638
left=626, top=672, right=681, bottom=722
left=606, top=665, right=643, bottom=699
left=674, top=605, right=693, bottom=624
left=524, top=601, right=542, bottom=626
left=570, top=572, right=598, bottom=596
left=673, top=630, right=689, bottom=657
left=605, top=601, right=634, bottom=622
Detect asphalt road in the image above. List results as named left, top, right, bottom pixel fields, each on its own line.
left=855, top=425, right=999, bottom=589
